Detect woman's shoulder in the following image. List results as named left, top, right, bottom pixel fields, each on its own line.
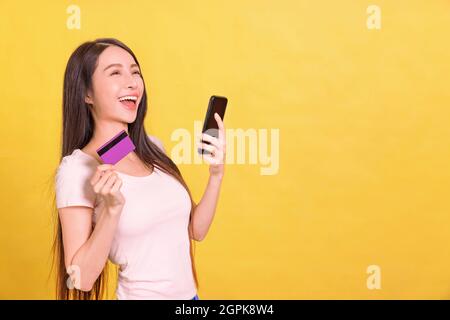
left=56, top=149, right=97, bottom=177
left=55, top=149, right=97, bottom=209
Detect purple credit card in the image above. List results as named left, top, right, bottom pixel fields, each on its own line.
left=96, top=130, right=136, bottom=165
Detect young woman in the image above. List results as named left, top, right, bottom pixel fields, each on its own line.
left=51, top=38, right=226, bottom=300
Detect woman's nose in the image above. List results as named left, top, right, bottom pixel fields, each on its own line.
left=125, top=73, right=138, bottom=89
left=127, top=82, right=137, bottom=89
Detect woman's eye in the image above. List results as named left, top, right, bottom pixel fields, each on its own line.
left=110, top=70, right=140, bottom=76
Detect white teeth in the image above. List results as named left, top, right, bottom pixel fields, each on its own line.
left=118, top=95, right=138, bottom=102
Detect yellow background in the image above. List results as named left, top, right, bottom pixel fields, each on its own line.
left=0, top=0, right=449, bottom=299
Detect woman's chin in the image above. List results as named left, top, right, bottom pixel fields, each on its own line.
left=125, top=116, right=138, bottom=124
left=115, top=114, right=137, bottom=124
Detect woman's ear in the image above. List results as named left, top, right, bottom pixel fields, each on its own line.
left=85, top=90, right=94, bottom=105
left=85, top=94, right=93, bottom=105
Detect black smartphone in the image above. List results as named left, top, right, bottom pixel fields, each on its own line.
left=198, top=95, right=228, bottom=155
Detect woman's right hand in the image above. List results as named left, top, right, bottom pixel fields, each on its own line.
left=90, top=164, right=125, bottom=215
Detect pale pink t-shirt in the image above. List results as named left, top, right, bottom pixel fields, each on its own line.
left=55, top=135, right=197, bottom=300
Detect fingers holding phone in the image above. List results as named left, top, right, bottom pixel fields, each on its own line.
left=197, top=102, right=227, bottom=178
left=198, top=95, right=227, bottom=156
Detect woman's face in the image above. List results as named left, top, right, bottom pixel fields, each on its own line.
left=85, top=45, right=144, bottom=124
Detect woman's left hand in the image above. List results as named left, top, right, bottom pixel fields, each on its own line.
left=197, top=113, right=226, bottom=179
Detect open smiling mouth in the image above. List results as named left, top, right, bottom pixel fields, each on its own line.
left=118, top=95, right=138, bottom=110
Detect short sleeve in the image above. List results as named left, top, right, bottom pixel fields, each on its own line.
left=55, top=157, right=96, bottom=209
left=148, top=135, right=166, bottom=154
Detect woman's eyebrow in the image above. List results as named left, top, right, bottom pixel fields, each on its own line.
left=103, top=63, right=139, bottom=72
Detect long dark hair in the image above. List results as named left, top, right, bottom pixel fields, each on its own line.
left=49, top=38, right=199, bottom=300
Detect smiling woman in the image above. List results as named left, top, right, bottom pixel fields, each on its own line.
left=51, top=38, right=209, bottom=300
left=83, top=45, right=144, bottom=122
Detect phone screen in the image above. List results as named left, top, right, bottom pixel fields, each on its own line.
left=199, top=95, right=228, bottom=155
